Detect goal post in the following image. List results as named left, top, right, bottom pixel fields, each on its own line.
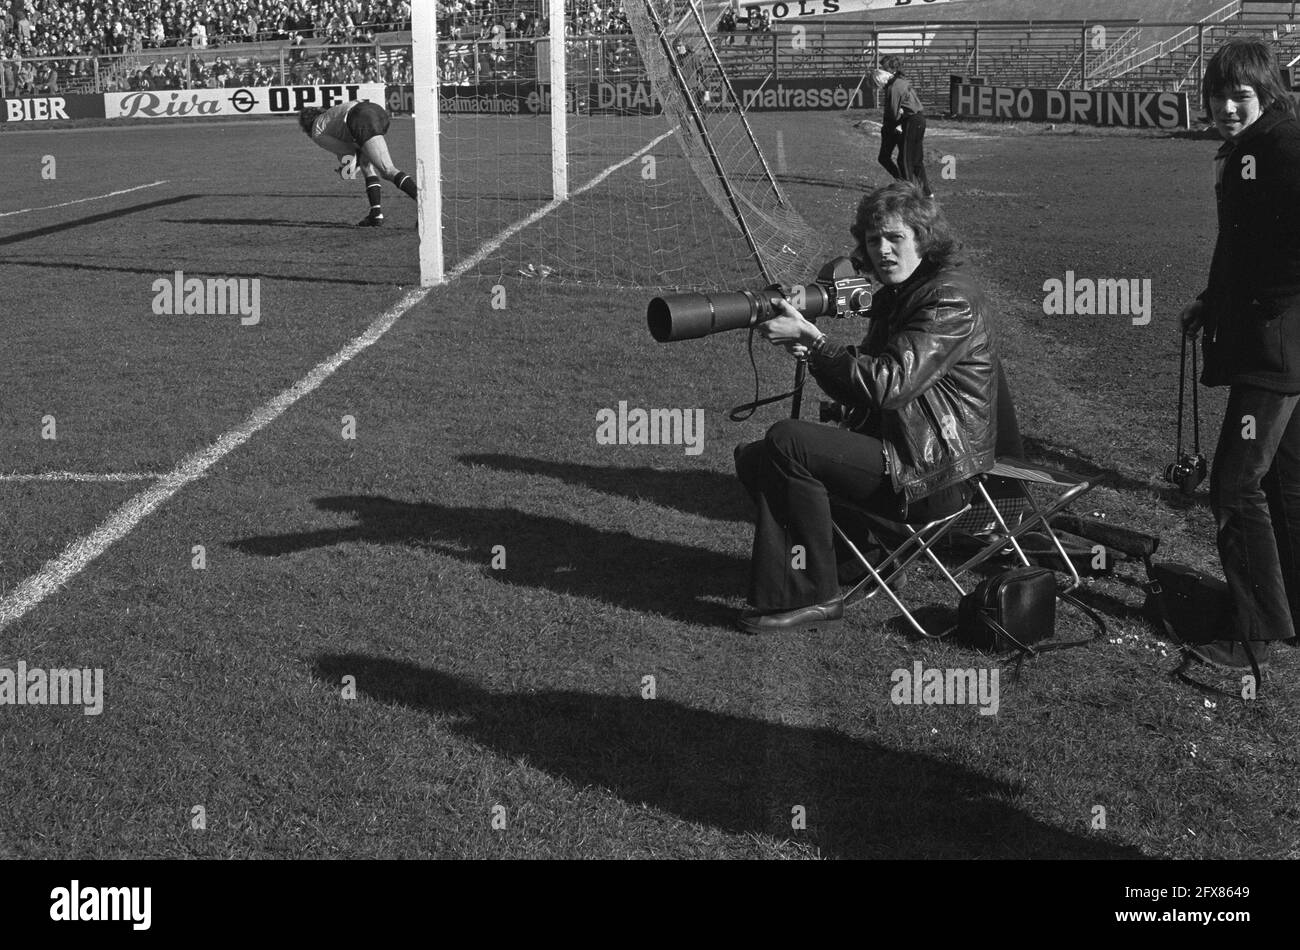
left=549, top=0, right=569, bottom=201
left=412, top=1, right=445, bottom=287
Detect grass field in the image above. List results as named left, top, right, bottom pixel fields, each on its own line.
left=1, top=109, right=1297, bottom=860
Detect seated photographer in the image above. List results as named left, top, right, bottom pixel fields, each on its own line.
left=734, top=182, right=998, bottom=634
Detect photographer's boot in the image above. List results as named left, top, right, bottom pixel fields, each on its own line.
left=738, top=599, right=844, bottom=635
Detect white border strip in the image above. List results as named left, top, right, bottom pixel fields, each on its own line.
left=0, top=180, right=169, bottom=219
left=0, top=135, right=671, bottom=631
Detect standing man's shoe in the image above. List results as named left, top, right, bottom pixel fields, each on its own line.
left=1184, top=639, right=1272, bottom=671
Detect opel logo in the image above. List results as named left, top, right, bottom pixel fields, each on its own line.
left=229, top=89, right=257, bottom=113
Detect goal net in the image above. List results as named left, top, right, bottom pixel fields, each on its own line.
left=414, top=0, right=827, bottom=291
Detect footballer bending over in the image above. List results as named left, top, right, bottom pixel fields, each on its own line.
left=298, top=101, right=417, bottom=227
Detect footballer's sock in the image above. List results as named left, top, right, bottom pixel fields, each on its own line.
left=392, top=171, right=417, bottom=200
left=365, top=175, right=383, bottom=219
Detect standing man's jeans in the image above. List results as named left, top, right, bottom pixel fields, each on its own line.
left=878, top=127, right=902, bottom=180
left=1211, top=386, right=1300, bottom=642
left=898, top=113, right=931, bottom=194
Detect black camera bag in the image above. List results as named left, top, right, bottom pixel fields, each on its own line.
left=1143, top=560, right=1265, bottom=695
left=956, top=566, right=1108, bottom=656
left=1143, top=562, right=1232, bottom=646
left=956, top=567, right=1058, bottom=652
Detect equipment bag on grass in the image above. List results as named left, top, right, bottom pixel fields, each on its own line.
left=1142, top=562, right=1233, bottom=646
left=956, top=566, right=1105, bottom=656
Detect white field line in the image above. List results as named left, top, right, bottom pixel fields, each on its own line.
left=0, top=133, right=673, bottom=631
left=0, top=180, right=169, bottom=219
left=0, top=472, right=161, bottom=483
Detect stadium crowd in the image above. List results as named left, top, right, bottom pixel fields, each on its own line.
left=1, top=0, right=633, bottom=93
left=1, top=1, right=413, bottom=59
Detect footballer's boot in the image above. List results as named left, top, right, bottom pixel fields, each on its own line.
left=357, top=213, right=384, bottom=227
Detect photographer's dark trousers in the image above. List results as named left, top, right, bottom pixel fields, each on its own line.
left=736, top=420, right=899, bottom=611
left=1211, top=386, right=1300, bottom=642
left=898, top=113, right=931, bottom=194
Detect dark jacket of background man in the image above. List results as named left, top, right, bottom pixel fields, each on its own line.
left=883, top=72, right=925, bottom=133
left=1200, top=106, right=1300, bottom=392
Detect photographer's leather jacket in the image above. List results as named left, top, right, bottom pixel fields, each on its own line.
left=809, top=261, right=997, bottom=507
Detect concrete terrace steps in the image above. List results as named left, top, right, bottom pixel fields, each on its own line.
left=1238, top=0, right=1300, bottom=21
left=731, top=0, right=1234, bottom=105
left=1096, top=19, right=1300, bottom=93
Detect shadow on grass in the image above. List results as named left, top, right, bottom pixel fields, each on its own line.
left=313, top=653, right=1143, bottom=859
left=0, top=194, right=197, bottom=248
left=231, top=494, right=748, bottom=627
left=1021, top=435, right=1150, bottom=495
left=162, top=217, right=359, bottom=229
left=0, top=257, right=399, bottom=287
left=764, top=172, right=859, bottom=191
left=459, top=452, right=755, bottom=523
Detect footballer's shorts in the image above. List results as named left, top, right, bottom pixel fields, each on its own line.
left=346, top=102, right=390, bottom=147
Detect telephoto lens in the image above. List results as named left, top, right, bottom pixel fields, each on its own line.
left=646, top=285, right=834, bottom=343
left=645, top=257, right=869, bottom=343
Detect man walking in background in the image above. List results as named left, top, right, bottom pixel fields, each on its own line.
left=875, top=55, right=933, bottom=198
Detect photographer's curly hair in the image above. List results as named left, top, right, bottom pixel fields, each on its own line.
left=850, top=181, right=963, bottom=275
left=1201, top=37, right=1294, bottom=120
left=297, top=106, right=325, bottom=135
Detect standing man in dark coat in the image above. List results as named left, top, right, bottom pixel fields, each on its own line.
left=875, top=54, right=933, bottom=198
left=1181, top=38, right=1300, bottom=669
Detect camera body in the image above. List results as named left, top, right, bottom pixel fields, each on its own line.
left=1163, top=453, right=1207, bottom=494
left=647, top=256, right=873, bottom=343
left=819, top=400, right=847, bottom=424
left=821, top=265, right=874, bottom=321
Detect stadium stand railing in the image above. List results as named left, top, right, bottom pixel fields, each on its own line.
left=6, top=2, right=1300, bottom=114
left=1058, top=24, right=1143, bottom=86
left=1085, top=0, right=1242, bottom=88
left=712, top=19, right=1143, bottom=105
left=1092, top=22, right=1300, bottom=97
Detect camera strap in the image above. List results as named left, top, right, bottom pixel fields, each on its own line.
left=727, top=383, right=805, bottom=422
left=1176, top=330, right=1201, bottom=459
left=727, top=327, right=807, bottom=422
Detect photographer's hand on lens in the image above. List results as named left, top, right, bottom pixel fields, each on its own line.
left=758, top=299, right=823, bottom=357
